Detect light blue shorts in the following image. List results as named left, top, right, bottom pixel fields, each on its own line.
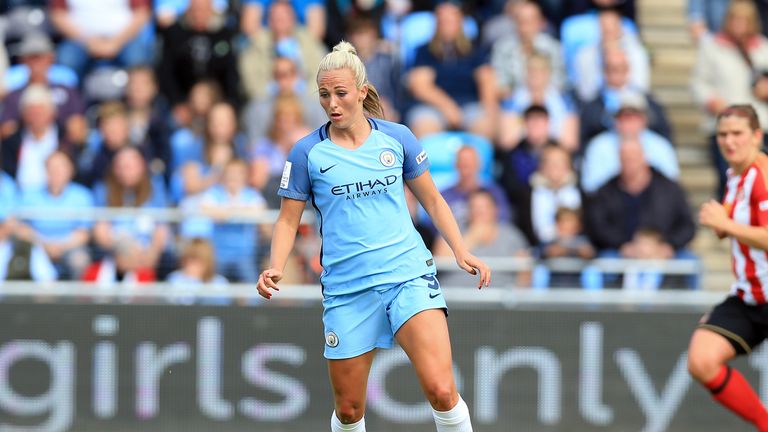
left=322, top=274, right=448, bottom=359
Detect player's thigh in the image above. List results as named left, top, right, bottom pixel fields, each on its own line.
left=688, top=328, right=737, bottom=380
left=327, top=350, right=376, bottom=405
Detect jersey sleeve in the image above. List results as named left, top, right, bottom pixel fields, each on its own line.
left=400, top=124, right=430, bottom=180
left=277, top=143, right=312, bottom=201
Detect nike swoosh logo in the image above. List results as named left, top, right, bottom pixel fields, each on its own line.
left=429, top=293, right=441, bottom=299
left=320, top=164, right=337, bottom=174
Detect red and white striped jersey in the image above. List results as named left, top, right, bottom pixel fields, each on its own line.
left=723, top=153, right=768, bottom=305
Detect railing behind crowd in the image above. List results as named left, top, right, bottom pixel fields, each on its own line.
left=6, top=207, right=702, bottom=290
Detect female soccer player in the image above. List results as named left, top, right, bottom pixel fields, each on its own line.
left=691, top=104, right=768, bottom=431
left=256, top=41, right=490, bottom=432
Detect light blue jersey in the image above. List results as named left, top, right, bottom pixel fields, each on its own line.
left=278, top=118, right=436, bottom=295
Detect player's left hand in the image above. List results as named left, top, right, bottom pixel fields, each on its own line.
left=455, top=252, right=491, bottom=289
left=257, top=268, right=283, bottom=299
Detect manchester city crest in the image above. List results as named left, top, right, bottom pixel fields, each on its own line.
left=326, top=331, right=339, bottom=347
left=379, top=150, right=395, bottom=167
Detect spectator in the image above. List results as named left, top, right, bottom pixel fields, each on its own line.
left=691, top=0, right=768, bottom=197
left=482, top=0, right=519, bottom=46
left=166, top=237, right=229, bottom=305
left=238, top=0, right=327, bottom=101
left=249, top=94, right=311, bottom=208
left=241, top=56, right=327, bottom=142
left=172, top=102, right=240, bottom=202
left=169, top=79, right=224, bottom=172
left=240, top=0, right=327, bottom=41
left=560, top=4, right=637, bottom=79
left=0, top=238, right=58, bottom=282
left=80, top=101, right=145, bottom=187
left=440, top=145, right=512, bottom=229
left=497, top=54, right=578, bottom=151
left=406, top=1, right=497, bottom=139
left=529, top=144, right=582, bottom=245
left=325, top=1, right=387, bottom=50
left=124, top=66, right=172, bottom=179
left=154, top=0, right=229, bottom=28
left=490, top=0, right=564, bottom=97
left=584, top=139, right=695, bottom=256
left=433, top=189, right=530, bottom=288
left=0, top=171, right=20, bottom=280
left=49, top=0, right=153, bottom=77
left=579, top=45, right=672, bottom=143
left=689, top=0, right=768, bottom=40
left=498, top=105, right=557, bottom=240
left=0, top=168, right=58, bottom=280
left=92, top=147, right=170, bottom=275
left=0, top=32, right=86, bottom=146
left=688, top=0, right=730, bottom=40
left=537, top=207, right=596, bottom=289
left=2, top=84, right=80, bottom=193
left=199, top=159, right=266, bottom=283
left=499, top=105, right=556, bottom=191
left=157, top=0, right=239, bottom=109
left=571, top=9, right=650, bottom=103
left=82, top=237, right=157, bottom=284
left=346, top=16, right=401, bottom=121
left=14, top=151, right=93, bottom=280
left=581, top=91, right=679, bottom=193
left=541, top=207, right=595, bottom=259
left=620, top=228, right=674, bottom=291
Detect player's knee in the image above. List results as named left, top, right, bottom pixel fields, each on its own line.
left=424, top=383, right=457, bottom=411
left=687, top=350, right=722, bottom=383
left=335, top=401, right=365, bottom=424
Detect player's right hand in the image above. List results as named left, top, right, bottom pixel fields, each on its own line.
left=257, top=268, right=283, bottom=299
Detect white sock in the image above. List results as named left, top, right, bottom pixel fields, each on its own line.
left=432, top=396, right=473, bottom=432
left=331, top=411, right=366, bottom=431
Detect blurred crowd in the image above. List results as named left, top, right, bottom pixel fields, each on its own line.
left=0, top=0, right=764, bottom=291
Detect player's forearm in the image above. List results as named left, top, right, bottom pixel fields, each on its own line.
left=269, top=218, right=300, bottom=272
left=423, top=195, right=469, bottom=257
left=722, top=220, right=768, bottom=251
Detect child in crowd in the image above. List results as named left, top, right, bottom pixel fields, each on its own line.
left=536, top=207, right=597, bottom=289
left=530, top=143, right=581, bottom=245
left=621, top=228, right=672, bottom=291
left=542, top=207, right=595, bottom=260
left=167, top=237, right=229, bottom=305
left=200, top=159, right=266, bottom=283
left=82, top=236, right=156, bottom=285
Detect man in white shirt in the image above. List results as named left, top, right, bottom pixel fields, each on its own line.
left=1, top=85, right=62, bottom=192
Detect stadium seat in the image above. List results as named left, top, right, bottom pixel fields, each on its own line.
left=4, top=64, right=79, bottom=92
left=419, top=131, right=494, bottom=191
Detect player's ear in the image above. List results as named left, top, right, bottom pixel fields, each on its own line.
left=359, top=84, right=368, bottom=102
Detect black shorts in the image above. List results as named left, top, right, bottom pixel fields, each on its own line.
left=699, top=295, right=768, bottom=355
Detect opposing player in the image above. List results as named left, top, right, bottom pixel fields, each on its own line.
left=692, top=104, right=768, bottom=431
left=256, top=41, right=490, bottom=432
